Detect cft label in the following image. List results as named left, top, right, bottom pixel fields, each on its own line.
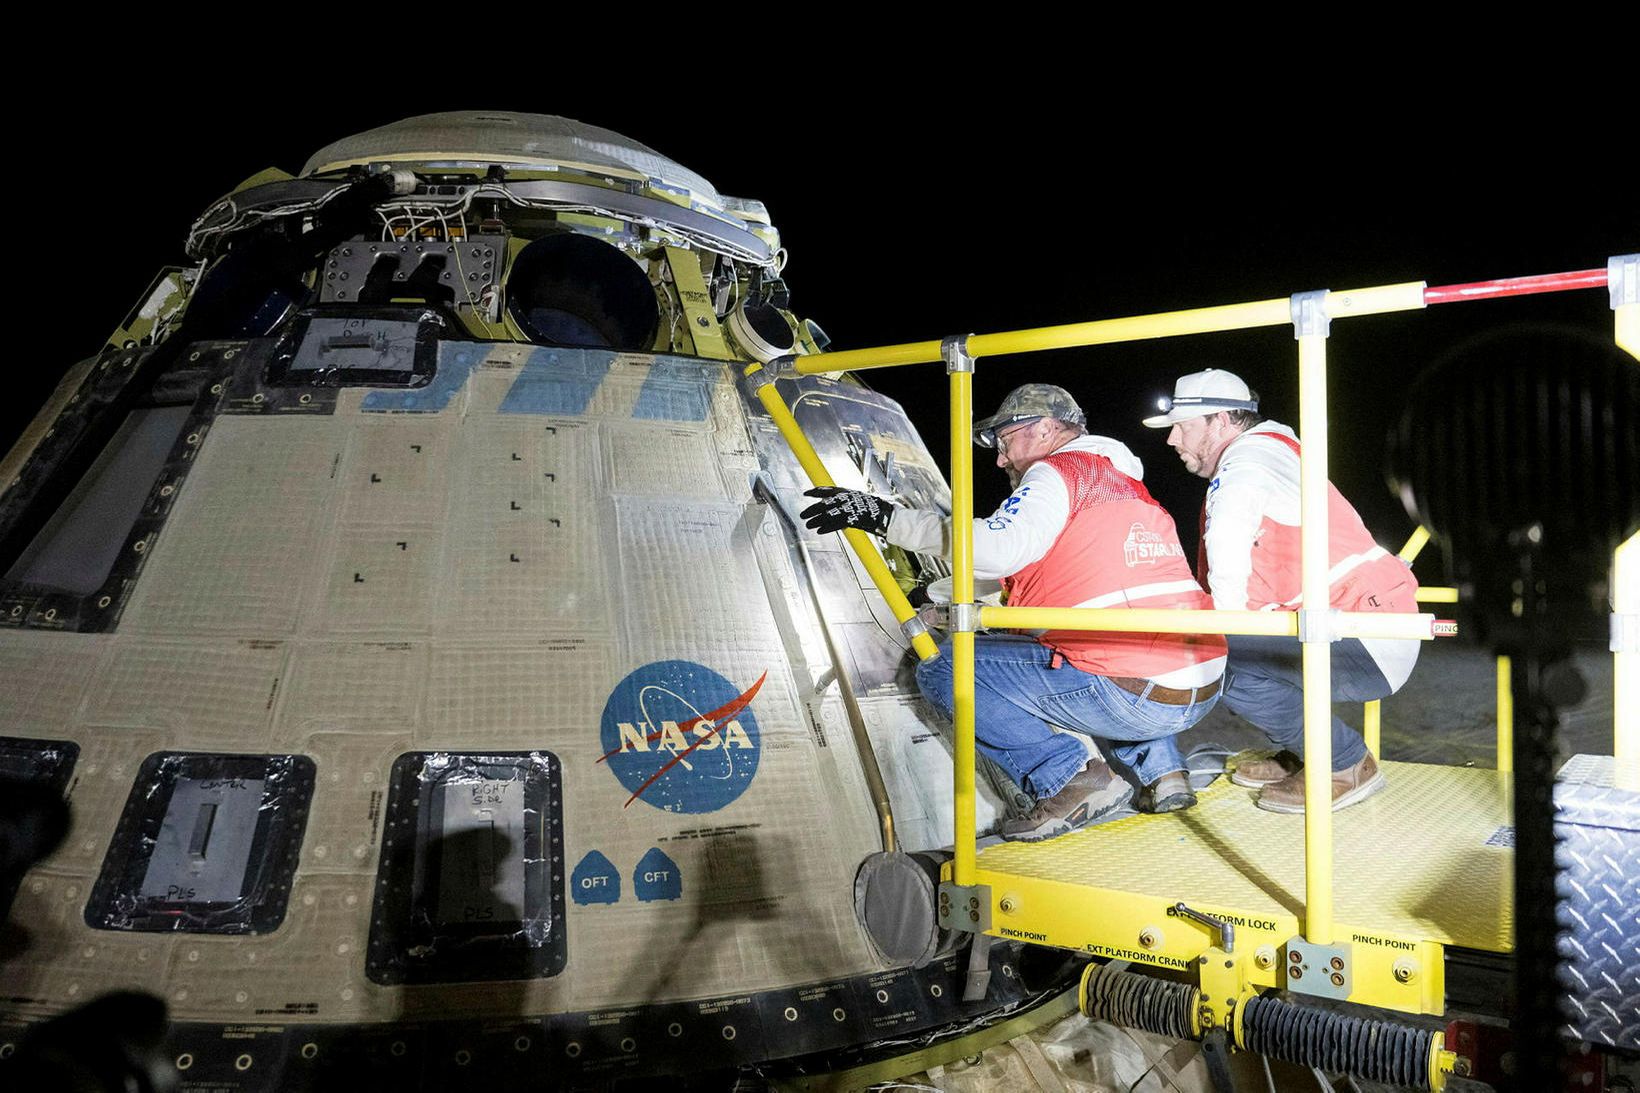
left=598, top=660, right=766, bottom=814
left=634, top=848, right=682, bottom=902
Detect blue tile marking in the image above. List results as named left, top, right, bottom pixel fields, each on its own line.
left=361, top=342, right=481, bottom=412
left=498, top=348, right=611, bottom=415
left=633, top=847, right=682, bottom=902
left=571, top=850, right=621, bottom=905
left=632, top=356, right=718, bottom=422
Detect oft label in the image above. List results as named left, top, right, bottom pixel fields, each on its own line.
left=571, top=851, right=621, bottom=905
left=598, top=660, right=767, bottom=813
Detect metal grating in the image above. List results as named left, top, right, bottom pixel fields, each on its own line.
left=976, top=760, right=1514, bottom=952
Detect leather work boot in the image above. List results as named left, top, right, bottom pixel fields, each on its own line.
left=1230, top=750, right=1302, bottom=788
left=1001, top=761, right=1133, bottom=842
left=1256, top=753, right=1385, bottom=814
left=1143, top=771, right=1196, bottom=813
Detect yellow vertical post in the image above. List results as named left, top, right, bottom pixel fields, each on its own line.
left=945, top=337, right=979, bottom=886
left=1610, top=257, right=1639, bottom=791
left=1363, top=701, right=1381, bottom=757
left=1495, top=655, right=1514, bottom=775
left=1293, top=291, right=1335, bottom=946
left=1613, top=254, right=1639, bottom=362
left=1615, top=532, right=1639, bottom=791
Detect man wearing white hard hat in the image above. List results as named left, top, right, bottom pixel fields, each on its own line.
left=1143, top=369, right=1420, bottom=812
left=801, top=384, right=1227, bottom=841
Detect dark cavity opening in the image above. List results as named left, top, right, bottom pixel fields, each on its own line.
left=506, top=234, right=657, bottom=351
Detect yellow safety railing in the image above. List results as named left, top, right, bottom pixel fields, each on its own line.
left=784, top=283, right=1442, bottom=944
left=789, top=284, right=1426, bottom=375
left=754, top=253, right=1637, bottom=950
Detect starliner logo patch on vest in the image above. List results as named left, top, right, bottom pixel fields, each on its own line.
left=598, top=660, right=766, bottom=813
left=1123, top=522, right=1183, bottom=567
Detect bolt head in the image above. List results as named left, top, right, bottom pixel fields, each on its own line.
left=1329, top=956, right=1344, bottom=971
left=1289, top=951, right=1302, bottom=963
left=1288, top=967, right=1302, bottom=980
left=1330, top=972, right=1344, bottom=987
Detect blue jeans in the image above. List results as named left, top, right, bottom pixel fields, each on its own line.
left=915, top=634, right=1219, bottom=801
left=1222, top=634, right=1399, bottom=772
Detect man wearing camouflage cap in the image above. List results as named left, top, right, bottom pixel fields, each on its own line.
left=802, top=384, right=1226, bottom=841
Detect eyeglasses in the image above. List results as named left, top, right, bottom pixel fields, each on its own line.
left=994, top=419, right=1040, bottom=453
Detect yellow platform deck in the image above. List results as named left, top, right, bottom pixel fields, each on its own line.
left=964, top=761, right=1514, bottom=1015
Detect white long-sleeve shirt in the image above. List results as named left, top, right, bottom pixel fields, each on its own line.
left=884, top=435, right=1145, bottom=579
left=885, top=435, right=1222, bottom=687
left=1203, top=421, right=1418, bottom=689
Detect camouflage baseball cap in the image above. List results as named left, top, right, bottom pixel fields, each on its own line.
left=973, top=384, right=1086, bottom=448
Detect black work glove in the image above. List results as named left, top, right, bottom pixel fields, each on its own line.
left=800, top=487, right=896, bottom=537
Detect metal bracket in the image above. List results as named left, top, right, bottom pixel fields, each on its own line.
left=1194, top=946, right=1247, bottom=1035
left=320, top=236, right=505, bottom=310
left=938, top=881, right=992, bottom=934
left=1612, top=612, right=1640, bottom=654
left=949, top=603, right=979, bottom=633
left=743, top=365, right=776, bottom=394
left=963, top=932, right=994, bottom=1002
left=764, top=354, right=799, bottom=379
left=1282, top=936, right=1352, bottom=1000
left=1611, top=254, right=1640, bottom=308
left=1296, top=608, right=1339, bottom=643
left=941, top=334, right=975, bottom=373
left=1290, top=290, right=1332, bottom=339
left=900, top=614, right=931, bottom=643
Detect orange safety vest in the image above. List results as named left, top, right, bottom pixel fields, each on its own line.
left=1004, top=450, right=1226, bottom=678
left=1197, top=431, right=1417, bottom=613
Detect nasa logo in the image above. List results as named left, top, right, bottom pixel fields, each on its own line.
left=598, top=660, right=766, bottom=814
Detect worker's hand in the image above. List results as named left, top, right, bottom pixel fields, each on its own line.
left=800, top=487, right=896, bottom=537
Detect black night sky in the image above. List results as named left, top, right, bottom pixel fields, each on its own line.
left=14, top=84, right=1636, bottom=571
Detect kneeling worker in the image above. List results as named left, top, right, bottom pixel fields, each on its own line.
left=1144, top=369, right=1419, bottom=812
left=802, top=384, right=1226, bottom=841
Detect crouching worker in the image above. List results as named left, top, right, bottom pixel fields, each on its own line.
left=1144, top=369, right=1420, bottom=812
left=801, top=384, right=1226, bottom=841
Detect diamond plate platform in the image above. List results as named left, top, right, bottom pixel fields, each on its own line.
left=977, top=761, right=1514, bottom=953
